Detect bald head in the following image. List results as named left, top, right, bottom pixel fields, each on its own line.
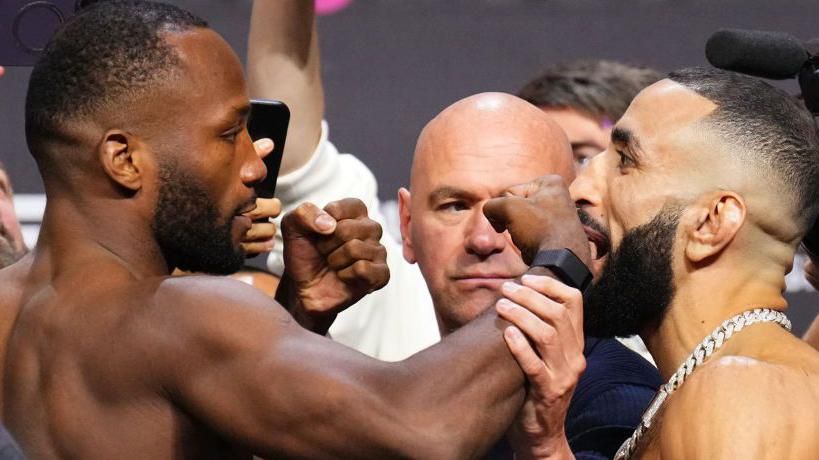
left=399, top=92, right=575, bottom=333
left=411, top=92, right=574, bottom=189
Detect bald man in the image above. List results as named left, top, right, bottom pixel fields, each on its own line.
left=399, top=92, right=661, bottom=459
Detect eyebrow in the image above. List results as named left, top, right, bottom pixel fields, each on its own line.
left=611, top=126, right=644, bottom=157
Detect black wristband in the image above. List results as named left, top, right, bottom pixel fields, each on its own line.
left=530, top=248, right=593, bottom=294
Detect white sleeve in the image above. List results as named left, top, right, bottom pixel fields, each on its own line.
left=267, top=122, right=440, bottom=361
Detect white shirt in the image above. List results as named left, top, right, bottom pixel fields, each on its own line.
left=267, top=122, right=440, bottom=361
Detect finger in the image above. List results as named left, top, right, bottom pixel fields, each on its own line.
left=324, top=198, right=368, bottom=221
left=253, top=137, right=275, bottom=159
left=246, top=198, right=282, bottom=221
left=281, top=202, right=337, bottom=239
left=520, top=274, right=584, bottom=340
left=482, top=196, right=519, bottom=234
left=497, top=284, right=582, bottom=357
left=316, top=218, right=383, bottom=255
left=241, top=240, right=275, bottom=256
left=0, top=66, right=5, bottom=78
left=503, top=325, right=549, bottom=382
left=243, top=222, right=276, bottom=242
left=496, top=297, right=570, bottom=362
left=326, top=239, right=388, bottom=270
left=336, top=260, right=390, bottom=292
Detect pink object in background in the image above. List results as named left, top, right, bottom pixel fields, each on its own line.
left=315, top=0, right=352, bottom=16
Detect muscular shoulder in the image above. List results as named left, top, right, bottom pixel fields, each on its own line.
left=659, top=355, right=819, bottom=459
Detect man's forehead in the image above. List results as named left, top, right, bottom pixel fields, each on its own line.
left=619, top=79, right=718, bottom=142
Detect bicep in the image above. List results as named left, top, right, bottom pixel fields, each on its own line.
left=166, top=284, right=413, bottom=458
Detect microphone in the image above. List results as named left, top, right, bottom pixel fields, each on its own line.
left=705, top=29, right=810, bottom=80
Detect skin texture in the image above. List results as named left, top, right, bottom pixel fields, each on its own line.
left=399, top=93, right=589, bottom=458
left=0, top=27, right=571, bottom=459
left=539, top=107, right=610, bottom=171
left=570, top=79, right=819, bottom=458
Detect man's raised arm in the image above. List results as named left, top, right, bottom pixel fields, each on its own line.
left=247, top=0, right=323, bottom=175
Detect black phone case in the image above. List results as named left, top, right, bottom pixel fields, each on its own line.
left=247, top=99, right=290, bottom=199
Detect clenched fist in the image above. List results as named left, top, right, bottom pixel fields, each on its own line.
left=279, top=198, right=390, bottom=333
left=483, top=175, right=591, bottom=267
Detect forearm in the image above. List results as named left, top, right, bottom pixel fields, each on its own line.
left=395, top=311, right=527, bottom=459
left=273, top=273, right=336, bottom=335
left=247, top=0, right=324, bottom=175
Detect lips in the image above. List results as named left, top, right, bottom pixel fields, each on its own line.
left=583, top=225, right=610, bottom=259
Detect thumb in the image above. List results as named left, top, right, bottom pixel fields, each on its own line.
left=253, top=137, right=275, bottom=159
left=281, top=202, right=337, bottom=240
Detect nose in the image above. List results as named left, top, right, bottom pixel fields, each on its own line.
left=570, top=150, right=605, bottom=210
left=240, top=133, right=268, bottom=187
left=464, top=204, right=508, bottom=258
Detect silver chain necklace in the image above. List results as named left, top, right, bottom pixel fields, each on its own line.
left=614, top=307, right=791, bottom=460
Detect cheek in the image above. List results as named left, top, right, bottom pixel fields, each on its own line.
left=411, top=214, right=463, bottom=274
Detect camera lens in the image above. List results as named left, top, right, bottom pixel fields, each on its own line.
left=13, top=2, right=66, bottom=54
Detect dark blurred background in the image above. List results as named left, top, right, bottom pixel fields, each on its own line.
left=1, top=0, right=818, bottom=332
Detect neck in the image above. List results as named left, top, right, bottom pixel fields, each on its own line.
left=37, top=194, right=170, bottom=279
left=642, top=262, right=788, bottom=380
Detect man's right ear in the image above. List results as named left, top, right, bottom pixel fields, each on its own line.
left=98, top=130, right=145, bottom=192
left=398, top=187, right=417, bottom=264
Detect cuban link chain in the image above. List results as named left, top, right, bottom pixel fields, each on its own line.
left=614, top=307, right=791, bottom=460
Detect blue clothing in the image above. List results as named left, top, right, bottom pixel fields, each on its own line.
left=486, top=337, right=662, bottom=459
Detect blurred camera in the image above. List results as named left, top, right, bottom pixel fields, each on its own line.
left=0, top=1, right=84, bottom=66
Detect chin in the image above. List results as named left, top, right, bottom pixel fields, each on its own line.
left=437, top=289, right=502, bottom=334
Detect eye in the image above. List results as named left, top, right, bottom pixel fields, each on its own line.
left=221, top=125, right=244, bottom=143
left=575, top=154, right=590, bottom=168
left=616, top=149, right=636, bottom=169
left=438, top=201, right=469, bottom=213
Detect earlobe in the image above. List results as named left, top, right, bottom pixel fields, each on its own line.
left=398, top=187, right=417, bottom=264
left=684, top=193, right=745, bottom=264
left=99, top=130, right=143, bottom=192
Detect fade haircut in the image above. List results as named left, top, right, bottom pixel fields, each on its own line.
left=668, top=66, right=819, bottom=233
left=25, top=1, right=207, bottom=168
left=517, top=59, right=662, bottom=125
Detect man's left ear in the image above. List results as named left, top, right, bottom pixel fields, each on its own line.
left=683, top=192, right=746, bottom=263
left=98, top=129, right=147, bottom=193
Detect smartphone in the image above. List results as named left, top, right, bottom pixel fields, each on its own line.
left=247, top=99, right=290, bottom=199
left=0, top=1, right=81, bottom=66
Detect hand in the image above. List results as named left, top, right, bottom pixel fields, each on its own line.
left=496, top=275, right=585, bottom=460
left=240, top=138, right=281, bottom=257
left=240, top=197, right=282, bottom=257
left=483, top=175, right=590, bottom=267
left=279, top=198, right=389, bottom=332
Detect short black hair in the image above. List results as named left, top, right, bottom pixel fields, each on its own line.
left=25, top=1, right=207, bottom=167
left=517, top=59, right=662, bottom=124
left=668, top=66, right=819, bottom=232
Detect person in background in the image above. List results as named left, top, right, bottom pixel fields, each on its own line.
left=248, top=0, right=439, bottom=360
left=518, top=60, right=662, bottom=170
left=399, top=91, right=662, bottom=459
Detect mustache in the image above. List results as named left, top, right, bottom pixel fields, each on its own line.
left=577, top=208, right=610, bottom=240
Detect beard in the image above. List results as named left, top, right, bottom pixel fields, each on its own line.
left=152, top=162, right=246, bottom=275
left=583, top=204, right=682, bottom=338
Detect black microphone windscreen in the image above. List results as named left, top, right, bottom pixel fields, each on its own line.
left=706, top=29, right=809, bottom=80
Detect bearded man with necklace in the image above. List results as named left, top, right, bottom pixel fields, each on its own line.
left=488, top=66, right=819, bottom=459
